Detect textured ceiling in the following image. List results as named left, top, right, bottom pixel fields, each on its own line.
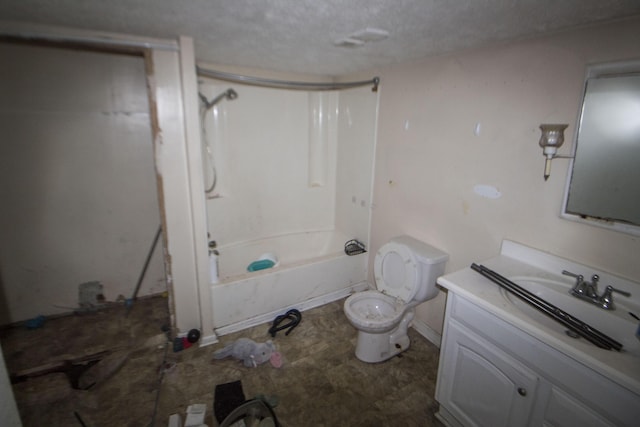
left=2, top=0, right=640, bottom=76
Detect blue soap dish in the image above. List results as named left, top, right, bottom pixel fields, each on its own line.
left=247, top=259, right=275, bottom=272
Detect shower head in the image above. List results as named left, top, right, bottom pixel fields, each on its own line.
left=199, top=88, right=238, bottom=111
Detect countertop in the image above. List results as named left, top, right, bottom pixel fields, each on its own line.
left=437, top=240, right=640, bottom=395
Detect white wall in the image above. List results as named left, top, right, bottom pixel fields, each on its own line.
left=0, top=42, right=165, bottom=323
left=368, top=17, right=640, bottom=337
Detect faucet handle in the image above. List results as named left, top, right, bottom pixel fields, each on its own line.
left=607, top=285, right=631, bottom=297
left=562, top=270, right=583, bottom=281
left=585, top=274, right=600, bottom=298
left=600, top=285, right=631, bottom=310
left=563, top=270, right=587, bottom=295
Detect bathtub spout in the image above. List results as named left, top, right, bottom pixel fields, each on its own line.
left=268, top=309, right=302, bottom=337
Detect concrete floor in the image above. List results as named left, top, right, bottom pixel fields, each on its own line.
left=1, top=296, right=444, bottom=426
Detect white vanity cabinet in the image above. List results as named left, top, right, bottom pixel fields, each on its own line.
left=435, top=292, right=636, bottom=427
left=437, top=319, right=538, bottom=427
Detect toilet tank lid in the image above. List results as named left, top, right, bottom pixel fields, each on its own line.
left=389, top=235, right=449, bottom=265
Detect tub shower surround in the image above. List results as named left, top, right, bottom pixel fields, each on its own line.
left=199, top=80, right=379, bottom=335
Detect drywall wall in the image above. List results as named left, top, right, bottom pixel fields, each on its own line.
left=369, top=16, right=640, bottom=339
left=0, top=42, right=165, bottom=323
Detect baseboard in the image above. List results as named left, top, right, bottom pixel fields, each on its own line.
left=198, top=333, right=219, bottom=347
left=411, top=318, right=441, bottom=348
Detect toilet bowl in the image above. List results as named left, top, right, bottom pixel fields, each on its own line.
left=344, top=290, right=406, bottom=333
left=344, top=235, right=448, bottom=363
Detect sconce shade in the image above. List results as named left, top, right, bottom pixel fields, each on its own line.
left=539, top=124, right=568, bottom=153
left=538, top=124, right=569, bottom=181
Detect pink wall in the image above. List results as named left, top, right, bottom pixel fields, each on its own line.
left=369, top=17, right=640, bottom=336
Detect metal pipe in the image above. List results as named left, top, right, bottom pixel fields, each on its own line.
left=128, top=225, right=163, bottom=313
left=196, top=66, right=379, bottom=92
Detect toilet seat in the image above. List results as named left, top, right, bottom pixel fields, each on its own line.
left=374, top=241, right=419, bottom=303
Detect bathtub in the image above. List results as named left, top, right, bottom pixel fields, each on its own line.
left=211, top=230, right=369, bottom=335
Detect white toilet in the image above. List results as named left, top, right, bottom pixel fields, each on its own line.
left=343, top=235, right=448, bottom=363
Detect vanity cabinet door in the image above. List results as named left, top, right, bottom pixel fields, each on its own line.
left=539, top=386, right=617, bottom=427
left=437, top=321, right=538, bottom=427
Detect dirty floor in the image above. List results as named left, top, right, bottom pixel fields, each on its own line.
left=1, top=296, right=444, bottom=426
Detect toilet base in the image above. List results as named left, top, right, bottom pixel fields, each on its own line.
left=354, top=311, right=415, bottom=363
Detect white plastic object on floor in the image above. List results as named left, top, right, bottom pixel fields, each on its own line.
left=184, top=403, right=207, bottom=426
left=167, top=413, right=181, bottom=427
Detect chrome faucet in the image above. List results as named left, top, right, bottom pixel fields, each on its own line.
left=562, top=270, right=631, bottom=310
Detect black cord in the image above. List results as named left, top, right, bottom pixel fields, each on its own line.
left=268, top=309, right=302, bottom=337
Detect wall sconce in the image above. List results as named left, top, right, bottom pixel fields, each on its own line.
left=538, top=124, right=570, bottom=181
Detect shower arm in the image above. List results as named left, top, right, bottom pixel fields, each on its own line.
left=196, top=66, right=380, bottom=92
left=199, top=88, right=238, bottom=111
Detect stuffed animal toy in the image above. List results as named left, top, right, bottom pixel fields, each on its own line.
left=212, top=338, right=282, bottom=368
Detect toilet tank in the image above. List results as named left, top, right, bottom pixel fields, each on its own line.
left=391, top=235, right=449, bottom=302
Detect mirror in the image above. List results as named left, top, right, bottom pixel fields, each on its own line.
left=562, top=60, right=640, bottom=236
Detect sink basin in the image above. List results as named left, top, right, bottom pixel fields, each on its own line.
left=501, top=276, right=640, bottom=357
